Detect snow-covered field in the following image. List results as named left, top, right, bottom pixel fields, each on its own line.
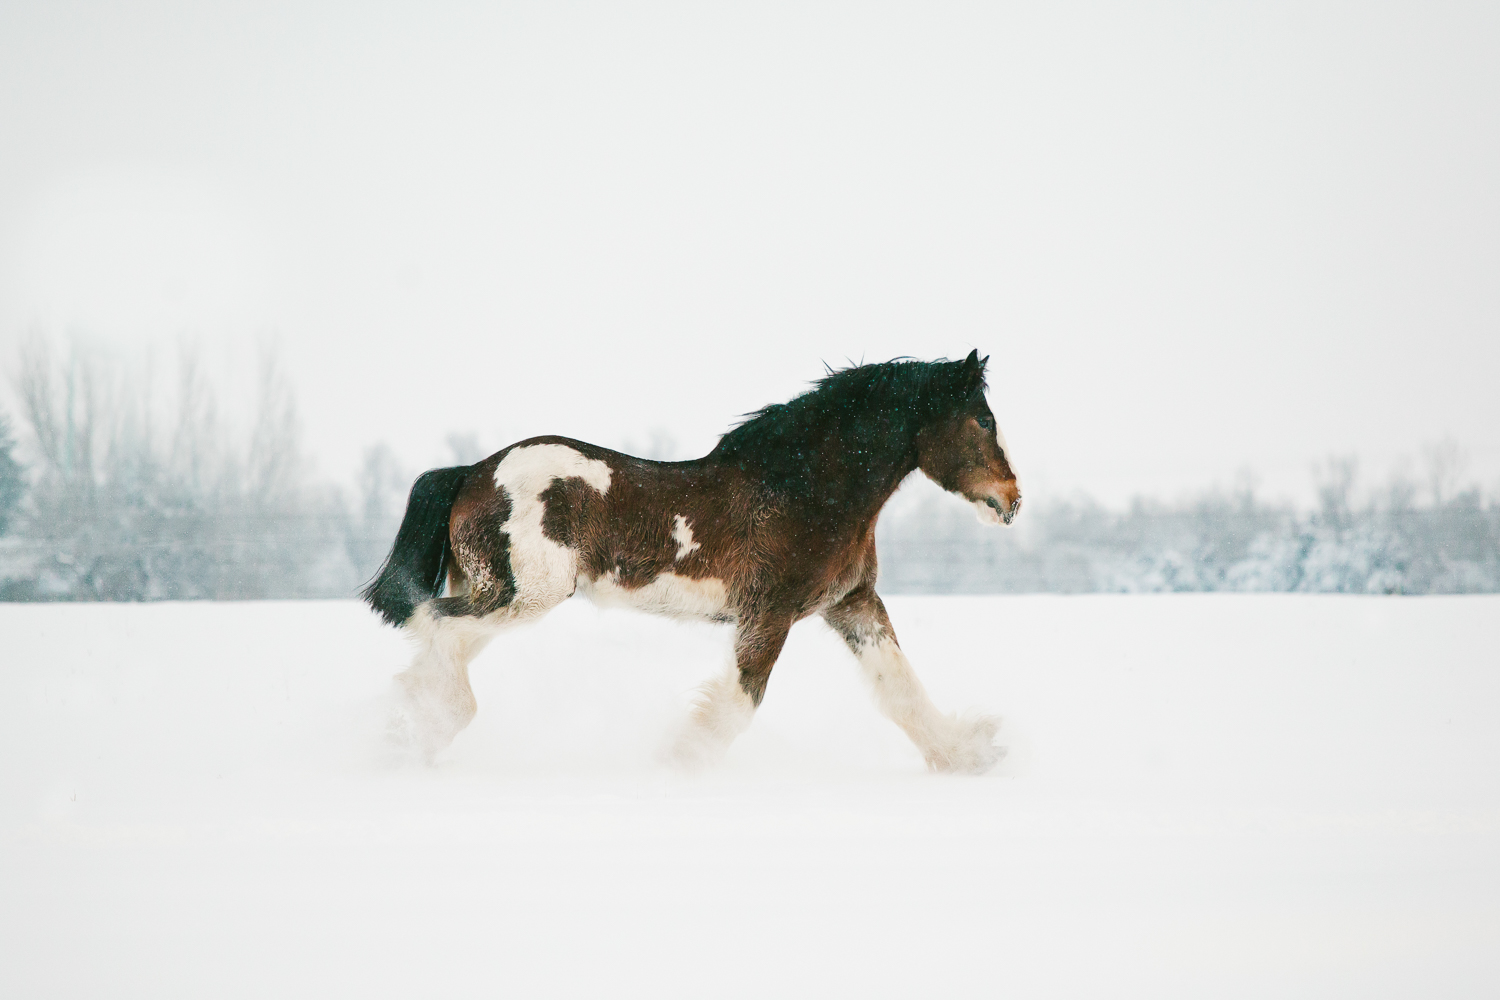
left=3, top=595, right=1497, bottom=998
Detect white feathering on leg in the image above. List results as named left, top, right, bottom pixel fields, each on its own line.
left=854, top=633, right=1003, bottom=774
left=669, top=666, right=756, bottom=768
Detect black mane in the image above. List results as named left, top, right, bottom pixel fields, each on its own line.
left=710, top=356, right=985, bottom=502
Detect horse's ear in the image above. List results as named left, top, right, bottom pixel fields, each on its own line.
left=961, top=349, right=986, bottom=392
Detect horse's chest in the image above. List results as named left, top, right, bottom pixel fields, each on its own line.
left=781, top=538, right=876, bottom=615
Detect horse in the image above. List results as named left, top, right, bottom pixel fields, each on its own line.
left=362, top=350, right=1022, bottom=772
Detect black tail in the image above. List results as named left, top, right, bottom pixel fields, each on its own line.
left=361, top=465, right=471, bottom=626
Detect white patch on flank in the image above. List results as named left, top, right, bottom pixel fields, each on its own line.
left=581, top=571, right=729, bottom=621
left=853, top=632, right=1003, bottom=774
left=671, top=514, right=701, bottom=562
left=492, top=444, right=613, bottom=611
left=669, top=665, right=757, bottom=768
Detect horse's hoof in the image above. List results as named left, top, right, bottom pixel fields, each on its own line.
left=927, top=713, right=1005, bottom=774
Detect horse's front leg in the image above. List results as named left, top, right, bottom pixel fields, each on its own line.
left=824, top=584, right=1003, bottom=774
left=671, top=611, right=793, bottom=767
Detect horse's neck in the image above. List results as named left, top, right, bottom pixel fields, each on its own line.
left=705, top=410, right=921, bottom=519
left=816, top=433, right=920, bottom=523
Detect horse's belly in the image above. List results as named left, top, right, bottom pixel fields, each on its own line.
left=578, top=570, right=732, bottom=621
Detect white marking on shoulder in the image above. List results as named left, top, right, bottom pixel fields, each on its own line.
left=671, top=514, right=701, bottom=562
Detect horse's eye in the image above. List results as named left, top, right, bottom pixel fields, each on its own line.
left=976, top=413, right=994, bottom=430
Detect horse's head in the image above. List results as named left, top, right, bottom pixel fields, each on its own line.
left=914, top=350, right=1022, bottom=526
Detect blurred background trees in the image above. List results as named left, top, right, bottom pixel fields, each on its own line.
left=0, top=338, right=357, bottom=599
left=0, top=408, right=23, bottom=537
left=1, top=337, right=1496, bottom=600
left=875, top=442, right=1498, bottom=595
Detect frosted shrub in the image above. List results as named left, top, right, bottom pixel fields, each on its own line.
left=1294, top=523, right=1408, bottom=594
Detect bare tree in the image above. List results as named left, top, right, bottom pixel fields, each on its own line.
left=247, top=345, right=301, bottom=504
left=5, top=336, right=354, bottom=600
left=170, top=344, right=220, bottom=495
left=0, top=408, right=23, bottom=535
left=1311, top=455, right=1359, bottom=530
left=19, top=336, right=101, bottom=494
left=1422, top=437, right=1468, bottom=507
left=346, top=442, right=409, bottom=580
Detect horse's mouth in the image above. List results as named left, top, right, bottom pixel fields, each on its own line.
left=985, top=495, right=1022, bottom=525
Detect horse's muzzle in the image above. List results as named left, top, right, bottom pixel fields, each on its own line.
left=986, top=495, right=1022, bottom=525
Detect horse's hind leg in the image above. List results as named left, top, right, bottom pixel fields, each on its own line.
left=394, top=604, right=498, bottom=761
left=393, top=531, right=578, bottom=759
left=390, top=441, right=611, bottom=761
left=823, top=584, right=1003, bottom=774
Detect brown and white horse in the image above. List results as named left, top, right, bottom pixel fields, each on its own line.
left=364, top=351, right=1021, bottom=772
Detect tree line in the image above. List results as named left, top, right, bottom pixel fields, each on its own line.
left=0, top=340, right=389, bottom=600
left=876, top=453, right=1500, bottom=594
left=1, top=340, right=1495, bottom=599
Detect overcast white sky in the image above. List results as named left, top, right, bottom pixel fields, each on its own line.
left=1, top=1, right=1496, bottom=506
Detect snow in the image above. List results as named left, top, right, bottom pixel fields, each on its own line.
left=3, top=595, right=1498, bottom=998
